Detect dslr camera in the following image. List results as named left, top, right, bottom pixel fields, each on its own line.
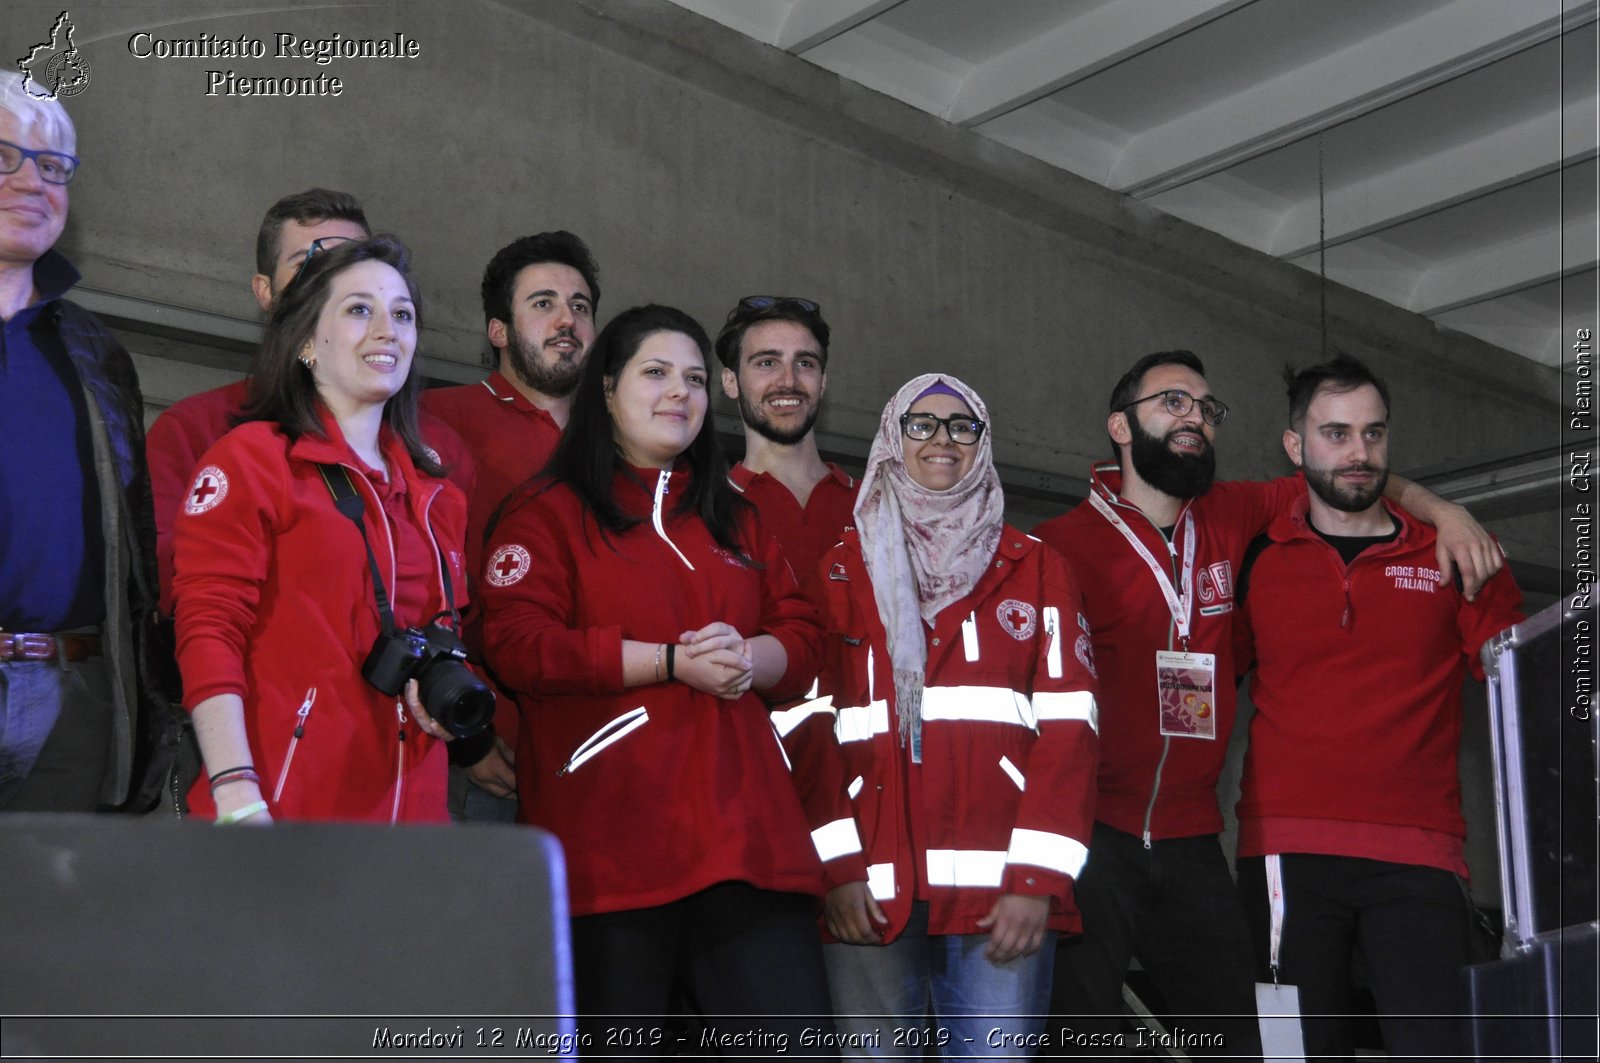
left=363, top=622, right=495, bottom=738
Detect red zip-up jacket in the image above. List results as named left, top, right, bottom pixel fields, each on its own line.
left=174, top=411, right=469, bottom=822
left=1033, top=465, right=1301, bottom=841
left=789, top=528, right=1099, bottom=942
left=1234, top=498, right=1522, bottom=864
left=151, top=378, right=474, bottom=617
left=479, top=463, right=826, bottom=916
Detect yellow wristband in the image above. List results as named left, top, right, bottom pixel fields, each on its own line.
left=214, top=800, right=269, bottom=826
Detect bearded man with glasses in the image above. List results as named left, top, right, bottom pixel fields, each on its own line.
left=1034, top=349, right=1504, bottom=1057
left=0, top=72, right=161, bottom=812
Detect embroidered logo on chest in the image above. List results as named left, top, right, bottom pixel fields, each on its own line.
left=185, top=465, right=229, bottom=515
left=486, top=543, right=532, bottom=587
left=997, top=599, right=1037, bottom=640
left=1385, top=564, right=1440, bottom=593
left=1196, top=561, right=1234, bottom=605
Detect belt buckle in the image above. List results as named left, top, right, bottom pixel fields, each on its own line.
left=9, top=633, right=56, bottom=660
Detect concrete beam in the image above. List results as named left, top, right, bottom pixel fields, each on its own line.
left=1272, top=95, right=1599, bottom=259
left=944, top=0, right=1250, bottom=127
left=1409, top=214, right=1597, bottom=315
left=778, top=0, right=906, bottom=53
left=1114, top=0, right=1597, bottom=197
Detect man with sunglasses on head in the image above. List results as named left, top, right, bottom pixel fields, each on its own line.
left=420, top=231, right=600, bottom=822
left=0, top=73, right=161, bottom=812
left=1035, top=350, right=1502, bottom=1057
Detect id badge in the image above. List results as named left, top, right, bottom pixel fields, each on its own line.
left=1255, top=981, right=1306, bottom=1061
left=1156, top=650, right=1217, bottom=739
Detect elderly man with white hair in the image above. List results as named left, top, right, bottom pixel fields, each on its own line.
left=0, top=71, right=160, bottom=812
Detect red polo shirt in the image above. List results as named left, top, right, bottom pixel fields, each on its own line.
left=727, top=462, right=858, bottom=596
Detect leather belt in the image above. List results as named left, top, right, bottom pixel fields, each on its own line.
left=0, top=630, right=102, bottom=663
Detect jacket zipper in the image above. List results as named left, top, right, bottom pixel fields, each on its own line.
left=651, top=470, right=696, bottom=570
left=392, top=700, right=406, bottom=824
left=272, top=687, right=317, bottom=805
left=1043, top=606, right=1063, bottom=679
left=559, top=706, right=650, bottom=776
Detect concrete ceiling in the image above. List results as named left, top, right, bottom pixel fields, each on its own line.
left=665, top=0, right=1598, bottom=369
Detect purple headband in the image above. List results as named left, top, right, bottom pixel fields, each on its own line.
left=912, top=379, right=964, bottom=404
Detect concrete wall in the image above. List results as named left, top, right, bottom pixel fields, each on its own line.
left=6, top=0, right=1562, bottom=552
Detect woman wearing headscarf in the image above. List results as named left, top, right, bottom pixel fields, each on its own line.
left=800, top=373, right=1099, bottom=1054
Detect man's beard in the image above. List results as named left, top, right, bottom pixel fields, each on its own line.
left=508, top=330, right=583, bottom=398
left=1304, top=459, right=1389, bottom=514
left=739, top=389, right=819, bottom=446
left=1127, top=414, right=1216, bottom=499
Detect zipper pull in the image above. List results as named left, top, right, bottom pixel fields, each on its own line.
left=1341, top=579, right=1353, bottom=629
left=293, top=687, right=316, bottom=738
left=396, top=699, right=407, bottom=740
left=1142, top=830, right=1152, bottom=850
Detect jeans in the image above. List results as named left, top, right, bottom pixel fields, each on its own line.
left=0, top=656, right=112, bottom=811
left=1238, top=854, right=1472, bottom=1062
left=825, top=900, right=1056, bottom=1059
left=446, top=762, right=517, bottom=823
left=1049, top=823, right=1261, bottom=1059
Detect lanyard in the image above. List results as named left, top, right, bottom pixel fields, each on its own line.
left=1089, top=492, right=1196, bottom=642
left=1266, top=853, right=1286, bottom=979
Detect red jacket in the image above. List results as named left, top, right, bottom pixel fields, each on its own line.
left=479, top=464, right=826, bottom=916
left=422, top=373, right=564, bottom=740
left=150, top=379, right=474, bottom=617
left=1234, top=498, right=1523, bottom=867
left=173, top=411, right=469, bottom=822
left=792, top=527, right=1099, bottom=941
left=1033, top=466, right=1302, bottom=841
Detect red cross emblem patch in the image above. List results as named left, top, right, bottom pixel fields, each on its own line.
left=185, top=465, right=229, bottom=515
left=997, top=599, right=1037, bottom=640
left=486, top=543, right=532, bottom=587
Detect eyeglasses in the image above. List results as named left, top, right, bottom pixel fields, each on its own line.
left=900, top=412, right=986, bottom=445
left=0, top=138, right=79, bottom=186
left=732, top=295, right=820, bottom=317
left=1123, top=389, right=1229, bottom=427
left=298, top=235, right=358, bottom=269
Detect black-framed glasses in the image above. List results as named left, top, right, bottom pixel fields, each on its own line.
left=1124, top=389, right=1228, bottom=426
left=900, top=412, right=986, bottom=445
left=733, top=295, right=820, bottom=317
left=0, top=138, right=78, bottom=185
left=299, top=235, right=358, bottom=269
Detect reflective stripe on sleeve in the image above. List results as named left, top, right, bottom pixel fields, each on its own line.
left=920, top=685, right=1031, bottom=728
left=772, top=695, right=834, bottom=739
left=847, top=774, right=865, bottom=800
left=835, top=701, right=889, bottom=743
left=866, top=862, right=896, bottom=902
left=812, top=817, right=864, bottom=863
left=1032, top=690, right=1098, bottom=732
left=925, top=848, right=1006, bottom=888
left=1007, top=827, right=1088, bottom=878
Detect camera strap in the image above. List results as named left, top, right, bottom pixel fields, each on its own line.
left=316, top=463, right=400, bottom=637
left=315, top=463, right=462, bottom=632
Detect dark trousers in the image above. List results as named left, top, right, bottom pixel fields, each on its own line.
left=1049, top=822, right=1261, bottom=1059
left=0, top=656, right=112, bottom=811
left=1237, top=854, right=1472, bottom=1062
left=569, top=880, right=836, bottom=1059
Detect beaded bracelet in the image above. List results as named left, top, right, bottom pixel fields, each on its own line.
left=214, top=800, right=269, bottom=826
left=653, top=643, right=664, bottom=682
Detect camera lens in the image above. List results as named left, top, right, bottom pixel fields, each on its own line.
left=417, top=660, right=496, bottom=738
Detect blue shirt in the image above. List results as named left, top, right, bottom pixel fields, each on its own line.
left=0, top=251, right=105, bottom=630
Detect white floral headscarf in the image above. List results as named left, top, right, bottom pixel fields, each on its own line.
left=853, top=373, right=1005, bottom=750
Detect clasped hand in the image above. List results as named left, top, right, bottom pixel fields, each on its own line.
left=674, top=622, right=754, bottom=699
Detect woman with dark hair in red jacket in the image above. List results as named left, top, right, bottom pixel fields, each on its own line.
left=479, top=304, right=832, bottom=1051
left=174, top=236, right=468, bottom=825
